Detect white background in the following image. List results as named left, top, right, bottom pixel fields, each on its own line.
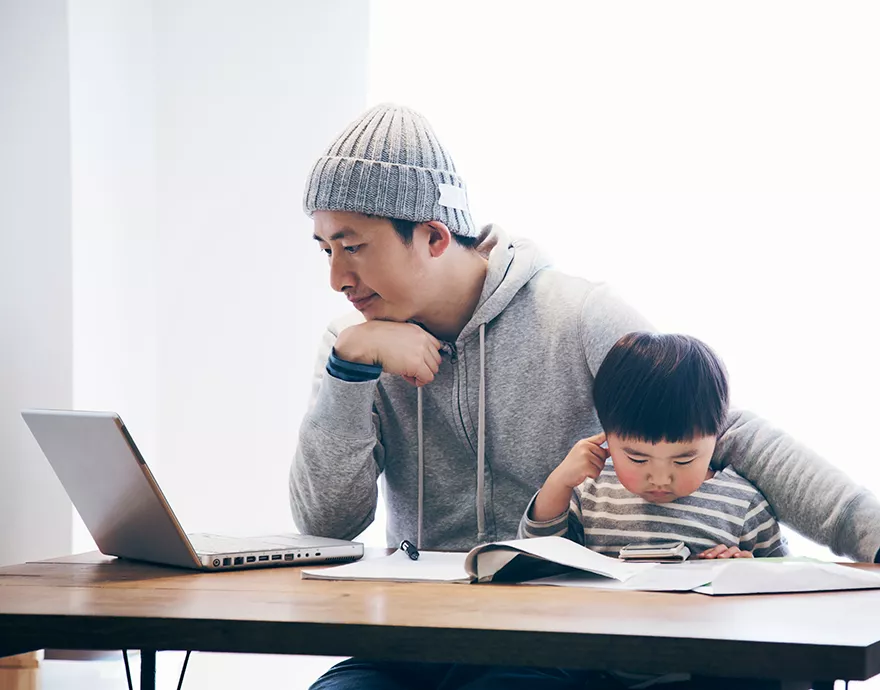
left=1, top=0, right=368, bottom=560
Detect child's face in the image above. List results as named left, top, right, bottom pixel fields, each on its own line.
left=606, top=433, right=716, bottom=503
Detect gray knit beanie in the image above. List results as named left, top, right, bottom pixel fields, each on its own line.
left=303, top=103, right=476, bottom=237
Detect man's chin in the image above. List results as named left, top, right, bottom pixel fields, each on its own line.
left=364, top=306, right=415, bottom=323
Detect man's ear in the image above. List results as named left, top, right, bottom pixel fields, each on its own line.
left=422, top=221, right=452, bottom=258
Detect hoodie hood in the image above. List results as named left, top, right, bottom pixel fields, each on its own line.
left=457, top=225, right=552, bottom=342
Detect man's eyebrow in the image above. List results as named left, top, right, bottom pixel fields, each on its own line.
left=313, top=228, right=357, bottom=242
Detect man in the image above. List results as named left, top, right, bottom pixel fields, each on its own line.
left=291, top=103, right=880, bottom=690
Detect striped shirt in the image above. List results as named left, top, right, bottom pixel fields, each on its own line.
left=518, top=461, right=788, bottom=558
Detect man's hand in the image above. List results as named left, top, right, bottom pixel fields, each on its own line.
left=334, top=321, right=443, bottom=387
left=532, top=433, right=608, bottom=522
left=697, top=545, right=754, bottom=559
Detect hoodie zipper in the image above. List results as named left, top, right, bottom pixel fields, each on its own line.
left=447, top=339, right=490, bottom=543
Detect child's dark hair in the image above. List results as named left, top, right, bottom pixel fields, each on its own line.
left=593, top=332, right=729, bottom=443
left=375, top=216, right=480, bottom=248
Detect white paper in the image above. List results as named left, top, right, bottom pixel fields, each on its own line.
left=525, top=561, right=724, bottom=592
left=301, top=550, right=469, bottom=583
left=523, top=558, right=880, bottom=596
left=694, top=560, right=880, bottom=596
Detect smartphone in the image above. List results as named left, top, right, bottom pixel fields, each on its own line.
left=619, top=541, right=691, bottom=562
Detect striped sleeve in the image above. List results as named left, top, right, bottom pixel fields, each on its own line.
left=517, top=490, right=587, bottom=545
left=739, top=492, right=789, bottom=557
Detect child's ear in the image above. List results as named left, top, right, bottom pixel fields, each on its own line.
left=423, top=221, right=452, bottom=258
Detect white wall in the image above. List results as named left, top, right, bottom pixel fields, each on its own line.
left=370, top=0, right=880, bottom=558
left=68, top=0, right=159, bottom=552
left=2, top=1, right=368, bottom=556
left=0, top=0, right=74, bottom=565
left=149, top=0, right=367, bottom=537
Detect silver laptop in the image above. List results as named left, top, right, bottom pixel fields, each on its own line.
left=21, top=409, right=364, bottom=571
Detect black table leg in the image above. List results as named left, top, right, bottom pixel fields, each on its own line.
left=140, top=649, right=156, bottom=690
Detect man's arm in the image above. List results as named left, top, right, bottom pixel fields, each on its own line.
left=715, top=408, right=880, bottom=562
left=289, top=317, right=385, bottom=540
left=580, top=283, right=655, bottom=376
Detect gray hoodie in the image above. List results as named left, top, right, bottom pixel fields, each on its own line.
left=290, top=226, right=880, bottom=560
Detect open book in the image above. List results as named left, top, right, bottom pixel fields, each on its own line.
left=303, top=536, right=880, bottom=596
left=465, top=537, right=880, bottom=595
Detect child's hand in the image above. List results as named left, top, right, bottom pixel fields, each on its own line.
left=551, top=433, right=609, bottom=489
left=697, top=545, right=754, bottom=559
left=531, top=433, right=609, bottom=522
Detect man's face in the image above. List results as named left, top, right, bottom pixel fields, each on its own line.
left=312, top=211, right=428, bottom=322
left=606, top=433, right=716, bottom=503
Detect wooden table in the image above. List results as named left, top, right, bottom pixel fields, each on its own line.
left=1, top=552, right=880, bottom=690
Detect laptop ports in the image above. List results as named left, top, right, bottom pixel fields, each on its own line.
left=284, top=554, right=294, bottom=561
left=222, top=558, right=232, bottom=566
left=258, top=555, right=269, bottom=562
left=271, top=555, right=282, bottom=561
left=234, top=557, right=244, bottom=565
left=246, top=556, right=256, bottom=563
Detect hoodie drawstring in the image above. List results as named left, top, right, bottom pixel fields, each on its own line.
left=417, top=385, right=424, bottom=549
left=416, top=323, right=487, bottom=549
left=476, top=323, right=487, bottom=540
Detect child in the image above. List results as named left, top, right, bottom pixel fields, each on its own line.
left=520, top=331, right=788, bottom=689
left=519, top=331, right=788, bottom=561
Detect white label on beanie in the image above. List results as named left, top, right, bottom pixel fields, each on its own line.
left=438, top=183, right=468, bottom=212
